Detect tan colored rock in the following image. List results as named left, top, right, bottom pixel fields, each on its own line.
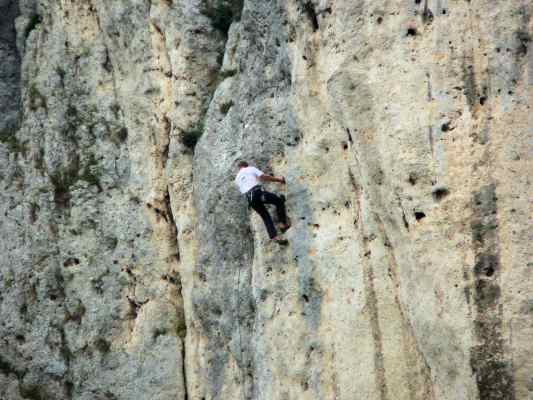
left=0, top=1, right=531, bottom=400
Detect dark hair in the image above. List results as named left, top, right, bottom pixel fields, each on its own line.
left=237, top=160, right=249, bottom=168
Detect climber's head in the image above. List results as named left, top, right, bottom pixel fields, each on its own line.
left=237, top=160, right=249, bottom=170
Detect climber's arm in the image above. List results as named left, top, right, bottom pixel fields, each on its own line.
left=259, top=174, right=285, bottom=184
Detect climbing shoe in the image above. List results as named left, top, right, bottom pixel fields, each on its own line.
left=280, top=221, right=291, bottom=233
left=273, top=237, right=288, bottom=246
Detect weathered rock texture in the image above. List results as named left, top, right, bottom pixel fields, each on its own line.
left=0, top=1, right=531, bottom=399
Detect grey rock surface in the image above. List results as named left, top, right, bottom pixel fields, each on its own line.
left=0, top=1, right=531, bottom=399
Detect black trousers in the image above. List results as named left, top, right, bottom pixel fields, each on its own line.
left=247, top=186, right=287, bottom=239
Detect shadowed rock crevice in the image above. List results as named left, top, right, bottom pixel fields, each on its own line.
left=0, top=0, right=21, bottom=138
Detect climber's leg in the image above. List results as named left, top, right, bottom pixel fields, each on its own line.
left=250, top=200, right=278, bottom=239
left=261, top=190, right=290, bottom=230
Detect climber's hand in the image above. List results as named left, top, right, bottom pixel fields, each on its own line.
left=278, top=176, right=286, bottom=185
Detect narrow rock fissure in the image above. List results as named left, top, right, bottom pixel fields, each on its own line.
left=0, top=0, right=21, bottom=138
left=182, top=341, right=189, bottom=400
left=356, top=202, right=389, bottom=400
left=163, top=187, right=189, bottom=400
left=374, top=215, right=436, bottom=399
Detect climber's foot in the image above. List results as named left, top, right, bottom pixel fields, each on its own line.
left=280, top=222, right=291, bottom=233
left=272, top=236, right=288, bottom=246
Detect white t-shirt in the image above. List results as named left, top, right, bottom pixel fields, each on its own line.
left=235, top=166, right=264, bottom=194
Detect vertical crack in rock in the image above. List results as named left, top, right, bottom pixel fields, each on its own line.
left=363, top=257, right=389, bottom=400
left=470, top=184, right=515, bottom=400
left=164, top=188, right=189, bottom=400
left=374, top=216, right=436, bottom=400
left=357, top=203, right=389, bottom=400
left=0, top=0, right=21, bottom=138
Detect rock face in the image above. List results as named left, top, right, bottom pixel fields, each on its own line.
left=0, top=1, right=531, bottom=399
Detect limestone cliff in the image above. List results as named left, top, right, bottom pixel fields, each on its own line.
left=0, top=1, right=531, bottom=399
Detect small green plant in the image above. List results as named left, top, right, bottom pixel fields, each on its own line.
left=110, top=127, right=128, bottom=145
left=78, top=46, right=91, bottom=59
left=34, top=147, right=46, bottom=172
left=55, top=66, right=66, bottom=84
left=219, top=69, right=237, bottom=79
left=208, top=68, right=238, bottom=92
left=219, top=100, right=233, bottom=114
left=94, top=338, right=111, bottom=354
left=180, top=120, right=205, bottom=150
left=516, top=31, right=531, bottom=57
left=65, top=300, right=86, bottom=324
left=28, top=83, right=47, bottom=111
left=3, top=275, right=13, bottom=288
left=201, top=0, right=244, bottom=35
left=0, top=134, right=28, bottom=156
left=78, top=153, right=102, bottom=189
left=24, top=14, right=42, bottom=39
left=50, top=168, right=77, bottom=208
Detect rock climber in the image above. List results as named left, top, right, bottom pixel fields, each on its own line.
left=235, top=161, right=291, bottom=245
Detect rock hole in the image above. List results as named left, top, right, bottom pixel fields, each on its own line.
left=432, top=187, right=450, bottom=202
left=441, top=122, right=451, bottom=132
left=302, top=294, right=309, bottom=303
left=442, top=9, right=447, bottom=14
left=516, top=31, right=530, bottom=56
left=63, top=258, right=80, bottom=267
left=407, top=27, right=417, bottom=36
left=414, top=211, right=426, bottom=221
left=408, top=172, right=418, bottom=186
left=377, top=16, right=383, bottom=24
left=479, top=96, right=487, bottom=105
